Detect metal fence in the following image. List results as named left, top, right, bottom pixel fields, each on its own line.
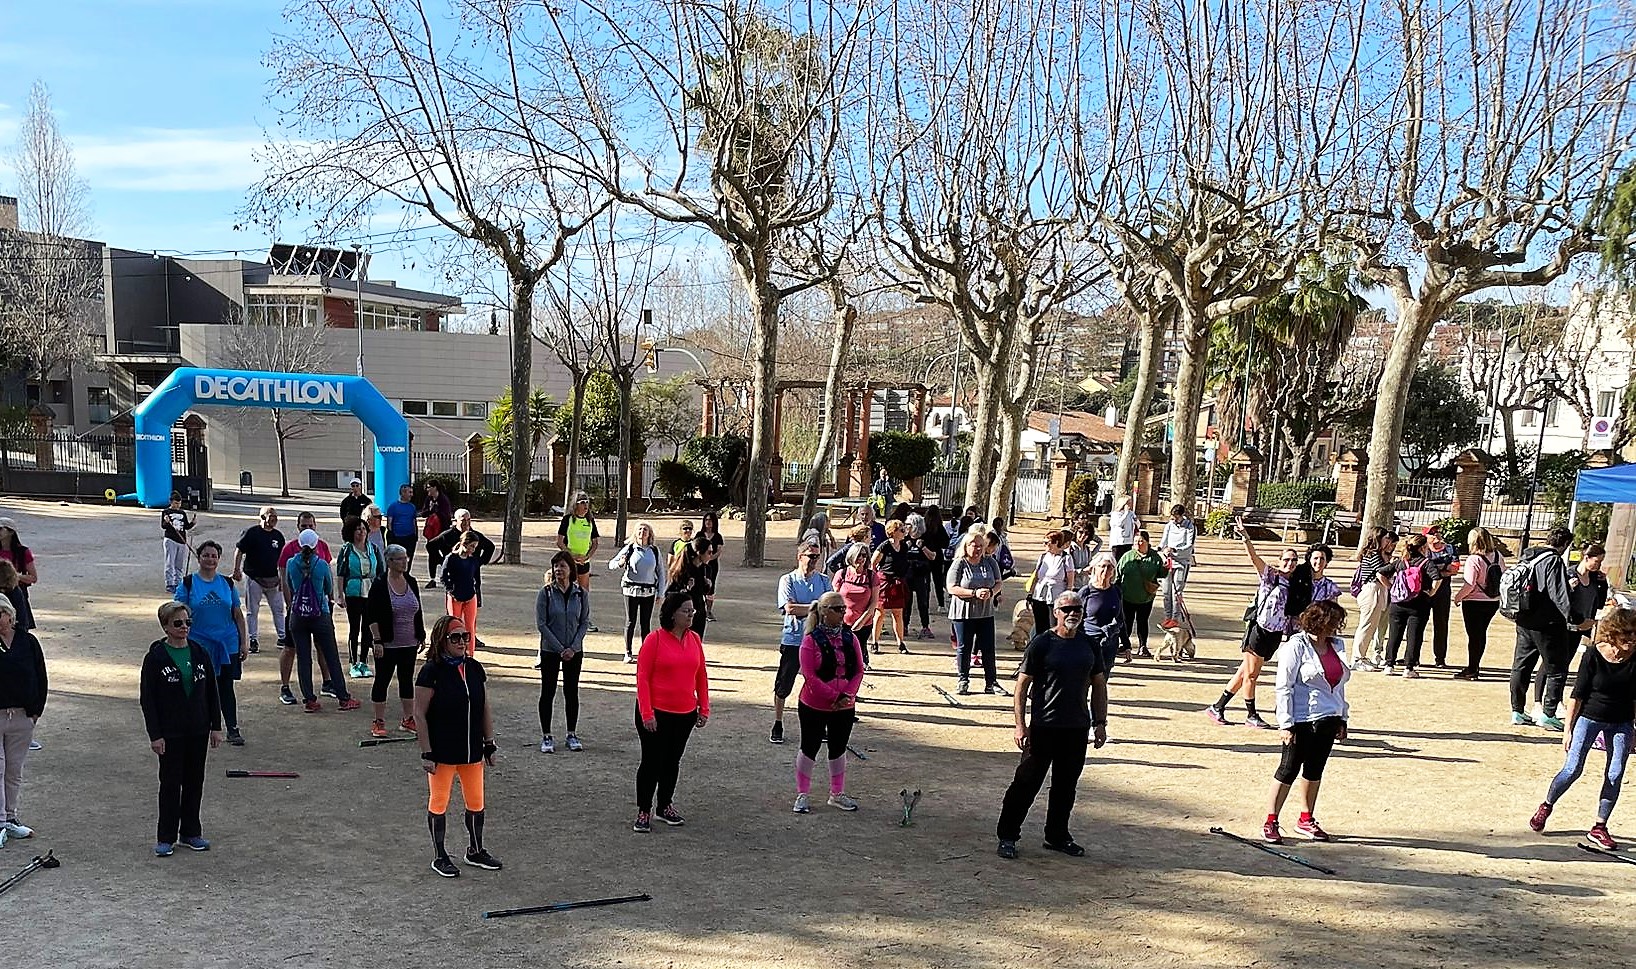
left=414, top=450, right=469, bottom=491
left=0, top=430, right=193, bottom=476
left=1014, top=470, right=1050, bottom=514
left=922, top=470, right=969, bottom=509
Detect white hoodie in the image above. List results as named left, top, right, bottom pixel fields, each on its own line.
left=1275, top=632, right=1351, bottom=729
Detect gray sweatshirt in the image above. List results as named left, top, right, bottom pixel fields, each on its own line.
left=536, top=582, right=590, bottom=654
left=609, top=542, right=667, bottom=598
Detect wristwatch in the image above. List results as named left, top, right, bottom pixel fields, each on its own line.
left=420, top=751, right=436, bottom=761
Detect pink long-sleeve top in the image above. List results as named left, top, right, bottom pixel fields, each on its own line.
left=636, top=627, right=711, bottom=721
left=798, top=626, right=866, bottom=710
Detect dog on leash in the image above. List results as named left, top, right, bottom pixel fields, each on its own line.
left=1158, top=621, right=1196, bottom=662
left=1006, top=600, right=1034, bottom=650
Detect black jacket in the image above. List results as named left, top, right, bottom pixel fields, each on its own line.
left=366, top=574, right=426, bottom=649
left=339, top=493, right=371, bottom=528
left=0, top=630, right=48, bottom=718
left=416, top=657, right=488, bottom=765
left=139, top=639, right=221, bottom=740
left=425, top=527, right=495, bottom=566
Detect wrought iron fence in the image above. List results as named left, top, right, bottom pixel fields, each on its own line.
left=415, top=450, right=468, bottom=491
left=0, top=430, right=194, bottom=476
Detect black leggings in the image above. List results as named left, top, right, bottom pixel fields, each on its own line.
left=1123, top=600, right=1154, bottom=652
left=217, top=668, right=238, bottom=732
left=931, top=557, right=950, bottom=607
left=635, top=704, right=697, bottom=811
left=690, top=596, right=708, bottom=641
left=1460, top=600, right=1499, bottom=672
left=344, top=595, right=372, bottom=665
left=624, top=595, right=654, bottom=654
left=911, top=573, right=932, bottom=627
left=371, top=646, right=417, bottom=703
left=797, top=701, right=856, bottom=761
left=1273, top=716, right=1345, bottom=784
left=1383, top=600, right=1432, bottom=669
left=539, top=651, right=584, bottom=734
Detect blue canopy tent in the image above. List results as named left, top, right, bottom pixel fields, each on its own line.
left=1574, top=464, right=1636, bottom=502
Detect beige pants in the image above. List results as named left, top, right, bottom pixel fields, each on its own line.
left=1354, top=581, right=1388, bottom=664
left=0, top=707, right=35, bottom=822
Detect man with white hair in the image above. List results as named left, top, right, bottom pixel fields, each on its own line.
left=425, top=508, right=495, bottom=578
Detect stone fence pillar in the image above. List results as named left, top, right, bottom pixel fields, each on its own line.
left=1450, top=448, right=1490, bottom=525
left=465, top=433, right=486, bottom=494
left=1134, top=447, right=1165, bottom=517
left=1230, top=446, right=1263, bottom=512
left=1335, top=449, right=1367, bottom=513
left=1048, top=449, right=1078, bottom=521
left=28, top=403, right=54, bottom=471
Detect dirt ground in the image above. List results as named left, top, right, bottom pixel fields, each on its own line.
left=3, top=494, right=1632, bottom=969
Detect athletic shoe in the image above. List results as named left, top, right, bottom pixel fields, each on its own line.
left=426, top=580, right=439, bottom=590
left=371, top=719, right=389, bottom=739
left=1512, top=711, right=1536, bottom=726
left=565, top=733, right=583, bottom=752
left=226, top=728, right=245, bottom=747
left=320, top=683, right=340, bottom=699
left=275, top=636, right=287, bottom=650
left=1383, top=665, right=1399, bottom=676
left=1529, top=801, right=1552, bottom=832
left=1587, top=823, right=1618, bottom=851
left=1295, top=817, right=1332, bottom=842
left=588, top=623, right=600, bottom=633
left=1135, top=648, right=1155, bottom=659
left=532, top=660, right=542, bottom=670
left=465, top=848, right=503, bottom=870
left=986, top=683, right=1010, bottom=697
left=657, top=804, right=686, bottom=826
left=180, top=836, right=210, bottom=851
left=432, top=855, right=460, bottom=878
left=248, top=637, right=259, bottom=654
left=154, top=842, right=175, bottom=857
left=28, top=739, right=41, bottom=750
left=633, top=811, right=652, bottom=833
left=304, top=699, right=322, bottom=713
left=1116, top=648, right=1134, bottom=665
left=400, top=716, right=417, bottom=733
left=1452, top=669, right=1478, bottom=680
left=2, top=820, right=32, bottom=839
left=997, top=840, right=1019, bottom=859
left=957, top=680, right=971, bottom=696
left=827, top=793, right=859, bottom=812
left=1160, top=618, right=1180, bottom=630
left=1205, top=706, right=1234, bottom=726
left=1043, top=840, right=1086, bottom=857
left=1539, top=715, right=1565, bottom=732
left=1244, top=712, right=1274, bottom=730
left=540, top=735, right=555, bottom=754
left=624, top=652, right=637, bottom=664
left=1434, top=660, right=1448, bottom=669
left=348, top=662, right=362, bottom=679
left=919, top=627, right=934, bottom=639
left=793, top=793, right=811, bottom=814
left=1402, top=668, right=1421, bottom=680
left=898, top=641, right=910, bottom=654
left=338, top=698, right=361, bottom=711
left=279, top=686, right=297, bottom=706
left=1262, top=819, right=1283, bottom=844
left=357, top=663, right=372, bottom=678
left=769, top=722, right=785, bottom=745
left=1351, top=658, right=1378, bottom=672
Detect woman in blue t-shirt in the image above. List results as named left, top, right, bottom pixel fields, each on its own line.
left=174, top=541, right=249, bottom=746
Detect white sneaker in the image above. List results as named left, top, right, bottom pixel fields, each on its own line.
left=827, top=793, right=859, bottom=812
left=565, top=733, right=583, bottom=752
left=539, top=735, right=555, bottom=754
left=1350, top=658, right=1377, bottom=672
left=28, top=739, right=41, bottom=751
left=3, top=820, right=33, bottom=838
left=793, top=793, right=811, bottom=814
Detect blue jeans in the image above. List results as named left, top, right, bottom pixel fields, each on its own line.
left=1547, top=717, right=1634, bottom=821
left=952, top=617, right=996, bottom=689
left=289, top=613, right=350, bottom=703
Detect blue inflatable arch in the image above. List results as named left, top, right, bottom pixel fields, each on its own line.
left=131, top=367, right=410, bottom=510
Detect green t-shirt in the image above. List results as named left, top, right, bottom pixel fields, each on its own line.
left=165, top=643, right=195, bottom=696
left=1117, top=549, right=1168, bottom=605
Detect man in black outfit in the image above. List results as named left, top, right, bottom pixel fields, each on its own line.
left=1510, top=526, right=1577, bottom=729
left=997, top=590, right=1109, bottom=859
left=425, top=509, right=495, bottom=575
left=338, top=478, right=370, bottom=534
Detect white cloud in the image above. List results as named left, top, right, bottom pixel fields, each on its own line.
left=71, top=128, right=267, bottom=192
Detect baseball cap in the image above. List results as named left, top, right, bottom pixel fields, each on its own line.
left=298, top=528, right=320, bottom=549
left=349, top=477, right=363, bottom=487
left=573, top=491, right=589, bottom=504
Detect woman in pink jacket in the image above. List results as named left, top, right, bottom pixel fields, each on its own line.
left=792, top=591, right=866, bottom=814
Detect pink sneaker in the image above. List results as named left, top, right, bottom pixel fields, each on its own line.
left=1295, top=817, right=1332, bottom=842
left=1587, top=823, right=1618, bottom=851
left=1529, top=802, right=1552, bottom=832
left=1262, top=819, right=1283, bottom=844
left=1204, top=706, right=1234, bottom=726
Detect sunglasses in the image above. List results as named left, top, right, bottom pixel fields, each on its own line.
left=446, top=632, right=470, bottom=643
left=1056, top=606, right=1083, bottom=615
left=169, top=618, right=193, bottom=627
left=823, top=604, right=845, bottom=612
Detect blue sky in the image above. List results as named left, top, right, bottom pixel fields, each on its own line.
left=0, top=0, right=451, bottom=294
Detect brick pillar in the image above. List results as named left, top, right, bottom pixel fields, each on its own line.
left=1049, top=448, right=1078, bottom=520
left=1230, top=446, right=1263, bottom=512
left=551, top=439, right=569, bottom=509
left=464, top=433, right=485, bottom=494
left=1134, top=447, right=1164, bottom=517
left=1449, top=448, right=1490, bottom=524
left=1334, top=449, right=1367, bottom=513
left=838, top=390, right=858, bottom=494
left=699, top=388, right=715, bottom=436
left=628, top=456, right=645, bottom=500
left=27, top=404, right=55, bottom=471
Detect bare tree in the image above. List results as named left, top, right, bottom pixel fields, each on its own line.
left=544, top=0, right=866, bottom=566
left=221, top=314, right=338, bottom=497
left=0, top=81, right=103, bottom=400
left=1347, top=0, right=1636, bottom=535
left=1091, top=0, right=1368, bottom=506
left=875, top=0, right=1104, bottom=523
left=250, top=0, right=607, bottom=564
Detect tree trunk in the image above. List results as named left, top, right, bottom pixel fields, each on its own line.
left=740, top=280, right=781, bottom=568
left=1362, top=296, right=1441, bottom=533
left=1167, top=305, right=1211, bottom=507
left=800, top=287, right=857, bottom=530
left=274, top=410, right=290, bottom=498
left=993, top=399, right=1027, bottom=523
left=565, top=370, right=588, bottom=500
left=614, top=371, right=633, bottom=544
left=502, top=276, right=537, bottom=565
left=1115, top=309, right=1165, bottom=499
left=962, top=350, right=1003, bottom=514
left=1500, top=408, right=1520, bottom=481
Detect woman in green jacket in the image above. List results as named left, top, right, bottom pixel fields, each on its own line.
left=1117, top=531, right=1168, bottom=659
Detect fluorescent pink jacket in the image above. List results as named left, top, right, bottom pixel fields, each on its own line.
left=799, top=626, right=866, bottom=710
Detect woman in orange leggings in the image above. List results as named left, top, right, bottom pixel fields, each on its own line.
left=414, top=614, right=500, bottom=877
left=437, top=533, right=483, bottom=650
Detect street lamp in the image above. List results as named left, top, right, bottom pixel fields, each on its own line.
left=352, top=243, right=367, bottom=487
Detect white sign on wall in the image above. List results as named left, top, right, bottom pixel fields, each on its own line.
left=1589, top=417, right=1616, bottom=449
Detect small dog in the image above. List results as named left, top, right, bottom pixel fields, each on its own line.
left=1007, top=600, right=1034, bottom=650
left=1158, top=621, right=1196, bottom=662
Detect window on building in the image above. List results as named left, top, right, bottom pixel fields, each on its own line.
left=431, top=400, right=458, bottom=418
left=308, top=469, right=341, bottom=490
left=461, top=401, right=488, bottom=419
left=245, top=294, right=321, bottom=327
left=401, top=400, right=429, bottom=417
left=356, top=301, right=422, bottom=331
left=1598, top=390, right=1618, bottom=418
left=87, top=387, right=112, bottom=424
left=1519, top=408, right=1535, bottom=427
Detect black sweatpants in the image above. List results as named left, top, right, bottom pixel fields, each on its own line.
left=539, top=651, right=584, bottom=735
left=996, top=724, right=1090, bottom=844
left=797, top=701, right=857, bottom=761
left=911, top=573, right=933, bottom=628
left=1383, top=599, right=1432, bottom=669
left=634, top=705, right=697, bottom=811
left=344, top=595, right=373, bottom=665
left=1273, top=716, right=1345, bottom=784
left=216, top=664, right=239, bottom=733
left=390, top=533, right=418, bottom=567
left=624, top=595, right=654, bottom=654
left=1511, top=625, right=1571, bottom=716
left=1029, top=599, right=1053, bottom=639
left=156, top=732, right=210, bottom=844
left=1460, top=600, right=1500, bottom=673
left=931, top=557, right=950, bottom=607
left=371, top=646, right=417, bottom=703
left=1123, top=600, right=1154, bottom=653
left=1430, top=580, right=1453, bottom=665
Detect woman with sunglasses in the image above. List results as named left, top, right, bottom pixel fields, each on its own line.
left=414, top=615, right=500, bottom=877
left=792, top=591, right=864, bottom=813
left=140, top=601, right=222, bottom=857
left=1206, top=530, right=1312, bottom=728
left=949, top=528, right=1004, bottom=695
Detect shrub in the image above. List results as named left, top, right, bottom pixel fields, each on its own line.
left=682, top=435, right=748, bottom=506
left=1202, top=507, right=1234, bottom=538
left=1254, top=481, right=1336, bottom=516
left=655, top=459, right=699, bottom=501
left=868, top=431, right=940, bottom=482
left=413, top=474, right=463, bottom=508
left=526, top=477, right=554, bottom=515
left=1575, top=503, right=1612, bottom=547
left=1539, top=450, right=1592, bottom=514
left=1064, top=474, right=1102, bottom=518
left=1428, top=517, right=1477, bottom=554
